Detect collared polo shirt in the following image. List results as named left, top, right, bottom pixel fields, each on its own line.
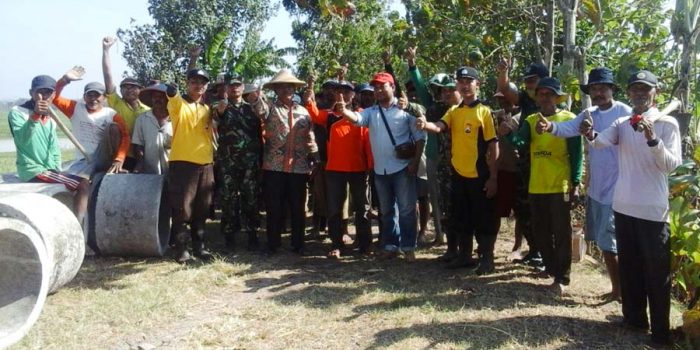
left=167, top=94, right=213, bottom=165
left=441, top=100, right=497, bottom=178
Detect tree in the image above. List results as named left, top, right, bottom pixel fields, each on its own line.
left=283, top=0, right=402, bottom=83
left=671, top=0, right=700, bottom=141
left=117, top=0, right=272, bottom=85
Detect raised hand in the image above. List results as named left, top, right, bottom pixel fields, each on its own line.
left=579, top=110, right=594, bottom=137
left=34, top=93, right=51, bottom=116
left=63, top=66, right=86, bottom=81
left=188, top=45, right=203, bottom=59
left=535, top=113, right=551, bottom=134
left=382, top=49, right=392, bottom=65
left=337, top=64, right=349, bottom=81
left=496, top=56, right=510, bottom=73
left=102, top=36, right=117, bottom=51
left=398, top=91, right=409, bottom=110
left=405, top=46, right=417, bottom=67
left=334, top=93, right=346, bottom=114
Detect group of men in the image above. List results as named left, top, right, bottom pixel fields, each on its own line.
left=8, top=40, right=682, bottom=346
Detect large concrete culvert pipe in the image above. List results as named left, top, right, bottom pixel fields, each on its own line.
left=0, top=217, right=50, bottom=350
left=0, top=193, right=85, bottom=294
left=94, top=174, right=171, bottom=257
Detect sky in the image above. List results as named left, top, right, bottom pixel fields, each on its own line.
left=0, top=0, right=297, bottom=100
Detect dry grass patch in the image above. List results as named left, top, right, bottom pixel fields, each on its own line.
left=11, top=220, right=685, bottom=349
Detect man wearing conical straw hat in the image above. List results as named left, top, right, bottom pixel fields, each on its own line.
left=250, top=69, right=318, bottom=256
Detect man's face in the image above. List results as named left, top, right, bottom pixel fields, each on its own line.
left=341, top=89, right=355, bottom=104
left=524, top=76, right=540, bottom=92
left=227, top=83, right=244, bottom=99
left=496, top=96, right=512, bottom=112
left=588, top=84, right=614, bottom=107
left=274, top=83, right=296, bottom=102
left=372, top=82, right=394, bottom=103
left=359, top=90, right=375, bottom=107
left=84, top=91, right=105, bottom=112
left=150, top=91, right=168, bottom=116
left=457, top=77, right=479, bottom=99
left=120, top=84, right=141, bottom=102
left=31, top=88, right=55, bottom=103
left=627, top=83, right=655, bottom=110
left=187, top=76, right=209, bottom=98
left=535, top=88, right=558, bottom=112
left=441, top=87, right=460, bottom=106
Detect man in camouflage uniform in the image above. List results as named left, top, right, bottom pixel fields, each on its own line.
left=214, top=74, right=263, bottom=251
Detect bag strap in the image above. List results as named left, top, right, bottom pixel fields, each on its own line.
left=378, top=104, right=397, bottom=146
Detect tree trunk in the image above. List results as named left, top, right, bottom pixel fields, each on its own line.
left=559, top=0, right=578, bottom=108
left=545, top=0, right=556, bottom=74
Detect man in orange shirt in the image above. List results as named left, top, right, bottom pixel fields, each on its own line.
left=52, top=67, right=131, bottom=177
left=305, top=79, right=373, bottom=257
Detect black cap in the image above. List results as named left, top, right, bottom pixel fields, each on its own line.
left=30, top=75, right=56, bottom=92
left=627, top=70, right=658, bottom=88
left=522, top=63, right=549, bottom=79
left=120, top=77, right=143, bottom=88
left=336, top=80, right=355, bottom=91
left=186, top=68, right=210, bottom=82
left=355, top=83, right=373, bottom=93
left=535, top=77, right=566, bottom=96
left=455, top=66, right=480, bottom=81
left=321, top=79, right=339, bottom=90
left=580, top=67, right=616, bottom=94
left=84, top=82, right=106, bottom=95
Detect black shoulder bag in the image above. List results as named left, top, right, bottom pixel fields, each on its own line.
left=378, top=105, right=416, bottom=160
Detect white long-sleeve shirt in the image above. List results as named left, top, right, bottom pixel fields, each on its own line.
left=589, top=107, right=682, bottom=222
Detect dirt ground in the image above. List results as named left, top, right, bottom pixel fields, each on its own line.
left=13, top=218, right=685, bottom=350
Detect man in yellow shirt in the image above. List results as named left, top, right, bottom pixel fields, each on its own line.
left=102, top=36, right=150, bottom=171
left=498, top=77, right=584, bottom=294
left=418, top=66, right=500, bottom=275
left=166, top=68, right=215, bottom=263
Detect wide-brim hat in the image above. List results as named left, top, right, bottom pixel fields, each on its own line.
left=263, top=69, right=306, bottom=89
left=580, top=67, right=617, bottom=94
left=138, top=83, right=168, bottom=107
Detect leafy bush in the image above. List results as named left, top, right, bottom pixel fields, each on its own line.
left=669, top=151, right=700, bottom=303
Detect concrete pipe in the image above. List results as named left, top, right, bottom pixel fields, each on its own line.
left=0, top=217, right=50, bottom=350
left=94, top=174, right=170, bottom=257
left=0, top=193, right=85, bottom=294
left=0, top=182, right=74, bottom=210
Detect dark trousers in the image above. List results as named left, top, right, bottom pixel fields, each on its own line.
left=326, top=171, right=371, bottom=251
left=449, top=174, right=496, bottom=258
left=264, top=170, right=309, bottom=251
left=615, top=211, right=671, bottom=341
left=530, top=193, right=571, bottom=284
left=169, top=161, right=215, bottom=249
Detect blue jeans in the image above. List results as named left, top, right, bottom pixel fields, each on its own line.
left=374, top=167, right=417, bottom=252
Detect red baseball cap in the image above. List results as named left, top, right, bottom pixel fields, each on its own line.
left=370, top=72, right=394, bottom=86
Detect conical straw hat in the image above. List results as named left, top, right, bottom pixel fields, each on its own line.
left=263, top=69, right=306, bottom=89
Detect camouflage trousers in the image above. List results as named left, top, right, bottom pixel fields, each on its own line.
left=218, top=157, right=262, bottom=236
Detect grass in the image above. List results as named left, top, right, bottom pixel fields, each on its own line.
left=11, top=218, right=686, bottom=350
left=0, top=150, right=75, bottom=175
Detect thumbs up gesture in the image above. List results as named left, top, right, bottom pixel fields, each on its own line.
left=579, top=110, right=594, bottom=137
left=334, top=93, right=346, bottom=114
left=535, top=113, right=551, bottom=134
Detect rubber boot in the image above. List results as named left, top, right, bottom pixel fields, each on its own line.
left=191, top=221, right=213, bottom=261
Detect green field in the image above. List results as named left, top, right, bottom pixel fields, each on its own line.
left=0, top=150, right=75, bottom=174
left=0, top=107, right=71, bottom=139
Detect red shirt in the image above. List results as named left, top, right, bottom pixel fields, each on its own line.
left=305, top=101, right=373, bottom=172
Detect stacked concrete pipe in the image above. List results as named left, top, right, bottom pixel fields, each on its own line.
left=94, top=174, right=170, bottom=257
left=0, top=193, right=84, bottom=349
